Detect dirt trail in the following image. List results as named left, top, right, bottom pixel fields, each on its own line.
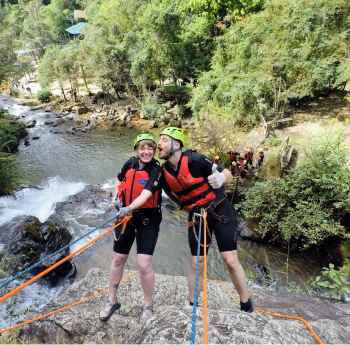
left=268, top=90, right=350, bottom=151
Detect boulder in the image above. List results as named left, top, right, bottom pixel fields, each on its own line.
left=167, top=104, right=179, bottom=115
left=27, top=120, right=37, bottom=128
left=17, top=268, right=350, bottom=344
left=76, top=106, right=89, bottom=115
left=168, top=119, right=181, bottom=127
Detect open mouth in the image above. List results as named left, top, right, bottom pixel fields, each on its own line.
left=158, top=147, right=163, bottom=153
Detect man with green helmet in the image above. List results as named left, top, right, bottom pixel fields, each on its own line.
left=99, top=133, right=164, bottom=322
left=158, top=127, right=254, bottom=313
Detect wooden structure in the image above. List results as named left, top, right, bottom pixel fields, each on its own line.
left=261, top=114, right=293, bottom=138
left=278, top=136, right=294, bottom=176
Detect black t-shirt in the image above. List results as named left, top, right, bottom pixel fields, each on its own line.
left=162, top=151, right=226, bottom=204
left=117, top=157, right=164, bottom=195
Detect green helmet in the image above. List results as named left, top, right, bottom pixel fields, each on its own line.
left=134, top=133, right=156, bottom=149
left=160, top=127, right=186, bottom=147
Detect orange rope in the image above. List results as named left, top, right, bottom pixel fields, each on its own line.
left=0, top=271, right=139, bottom=335
left=0, top=215, right=132, bottom=304
left=202, top=212, right=208, bottom=344
left=216, top=280, right=324, bottom=345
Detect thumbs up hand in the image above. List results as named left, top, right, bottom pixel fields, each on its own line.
left=208, top=164, right=226, bottom=189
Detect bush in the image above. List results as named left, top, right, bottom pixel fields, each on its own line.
left=0, top=120, right=27, bottom=153
left=237, top=122, right=350, bottom=248
left=265, top=137, right=282, bottom=148
left=140, top=96, right=162, bottom=119
left=36, top=90, right=52, bottom=103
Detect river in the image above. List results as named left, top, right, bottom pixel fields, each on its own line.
left=0, top=94, right=322, bottom=327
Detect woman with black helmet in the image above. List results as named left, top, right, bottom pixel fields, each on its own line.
left=99, top=133, right=164, bottom=322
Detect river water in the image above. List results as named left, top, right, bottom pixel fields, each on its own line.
left=0, top=94, right=322, bottom=327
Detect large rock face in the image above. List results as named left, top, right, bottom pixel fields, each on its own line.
left=17, top=268, right=350, bottom=344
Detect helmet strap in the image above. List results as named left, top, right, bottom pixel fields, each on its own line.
left=170, top=138, right=181, bottom=154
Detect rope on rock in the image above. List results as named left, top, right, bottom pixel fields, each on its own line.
left=0, top=215, right=120, bottom=289
left=0, top=216, right=132, bottom=304
left=216, top=280, right=324, bottom=345
left=190, top=210, right=203, bottom=344
left=0, top=271, right=139, bottom=335
left=202, top=212, right=208, bottom=344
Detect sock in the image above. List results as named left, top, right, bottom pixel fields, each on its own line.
left=240, top=298, right=254, bottom=313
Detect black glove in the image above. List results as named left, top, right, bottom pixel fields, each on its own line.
left=116, top=206, right=131, bottom=219
left=115, top=198, right=123, bottom=210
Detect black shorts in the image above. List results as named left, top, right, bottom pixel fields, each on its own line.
left=113, top=208, right=161, bottom=255
left=240, top=171, right=246, bottom=178
left=188, top=198, right=238, bottom=256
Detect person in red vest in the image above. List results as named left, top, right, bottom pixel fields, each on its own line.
left=237, top=153, right=245, bottom=168
left=99, top=134, right=164, bottom=322
left=158, top=127, right=254, bottom=313
left=212, top=155, right=220, bottom=164
left=230, top=161, right=238, bottom=176
left=257, top=148, right=265, bottom=171
left=239, top=159, right=248, bottom=187
left=245, top=149, right=254, bottom=168
left=226, top=149, right=239, bottom=163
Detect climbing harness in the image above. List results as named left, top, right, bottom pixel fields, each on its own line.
left=113, top=213, right=133, bottom=241
left=0, top=215, right=132, bottom=305
left=0, top=215, right=122, bottom=289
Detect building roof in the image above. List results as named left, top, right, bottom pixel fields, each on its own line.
left=65, top=22, right=85, bottom=35
left=74, top=10, right=85, bottom=19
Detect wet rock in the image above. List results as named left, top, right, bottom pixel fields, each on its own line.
left=24, top=140, right=30, bottom=146
left=0, top=216, right=74, bottom=287
left=149, top=120, right=158, bottom=129
left=26, top=120, right=36, bottom=128
left=120, top=121, right=126, bottom=126
left=44, top=120, right=54, bottom=125
left=126, top=124, right=133, bottom=129
left=32, top=136, right=40, bottom=140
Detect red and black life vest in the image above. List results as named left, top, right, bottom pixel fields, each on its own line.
left=230, top=151, right=237, bottom=161
left=212, top=157, right=219, bottom=164
left=117, top=165, right=160, bottom=209
left=230, top=165, right=237, bottom=174
left=163, top=151, right=217, bottom=211
left=245, top=151, right=253, bottom=160
left=238, top=157, right=244, bottom=165
left=239, top=164, right=248, bottom=173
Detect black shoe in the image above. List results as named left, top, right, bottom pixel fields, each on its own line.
left=240, top=298, right=254, bottom=313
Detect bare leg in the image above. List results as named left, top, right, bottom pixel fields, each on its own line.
left=137, top=254, right=154, bottom=317
left=100, top=252, right=128, bottom=318
left=221, top=250, right=249, bottom=303
left=188, top=255, right=204, bottom=304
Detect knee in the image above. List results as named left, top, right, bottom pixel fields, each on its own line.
left=111, top=255, right=127, bottom=268
left=223, top=256, right=240, bottom=272
left=137, top=260, right=152, bottom=275
left=191, top=256, right=204, bottom=270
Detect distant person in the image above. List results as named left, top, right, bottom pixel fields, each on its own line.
left=239, top=160, right=248, bottom=187
left=86, top=118, right=91, bottom=126
left=213, top=155, right=220, bottom=164
left=237, top=153, right=245, bottom=168
left=230, top=161, right=237, bottom=177
left=245, top=149, right=254, bottom=168
left=257, top=148, right=265, bottom=171
left=226, top=149, right=239, bottom=163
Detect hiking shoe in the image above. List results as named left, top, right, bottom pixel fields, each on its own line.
left=240, top=298, right=254, bottom=313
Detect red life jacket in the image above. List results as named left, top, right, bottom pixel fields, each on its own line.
left=238, top=157, right=244, bottom=165
left=239, top=164, right=247, bottom=173
left=163, top=151, right=217, bottom=211
left=230, top=165, right=237, bottom=174
left=245, top=151, right=253, bottom=160
left=117, top=166, right=160, bottom=209
left=213, top=158, right=219, bottom=164
left=258, top=152, right=264, bottom=161
left=230, top=151, right=237, bottom=161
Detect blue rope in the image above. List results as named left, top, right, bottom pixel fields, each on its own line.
left=0, top=215, right=117, bottom=289
left=190, top=212, right=203, bottom=344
